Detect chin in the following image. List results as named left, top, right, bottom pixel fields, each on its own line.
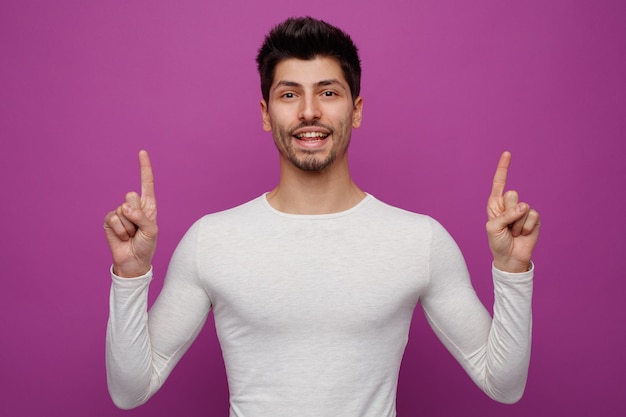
left=291, top=154, right=336, bottom=172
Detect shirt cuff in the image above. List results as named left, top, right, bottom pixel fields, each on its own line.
left=492, top=261, right=534, bottom=278
left=110, top=265, right=153, bottom=282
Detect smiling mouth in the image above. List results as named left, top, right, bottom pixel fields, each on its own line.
left=294, top=131, right=329, bottom=141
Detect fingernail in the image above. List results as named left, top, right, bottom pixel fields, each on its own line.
left=124, top=204, right=132, bottom=214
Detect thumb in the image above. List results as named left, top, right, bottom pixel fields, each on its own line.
left=488, top=202, right=528, bottom=233
left=122, top=201, right=158, bottom=239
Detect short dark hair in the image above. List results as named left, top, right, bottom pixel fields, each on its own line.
left=256, top=16, right=361, bottom=103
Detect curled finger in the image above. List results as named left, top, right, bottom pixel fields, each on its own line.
left=115, top=205, right=138, bottom=238
left=521, top=208, right=540, bottom=236
left=503, top=190, right=519, bottom=211
left=509, top=203, right=529, bottom=237
left=104, top=211, right=133, bottom=241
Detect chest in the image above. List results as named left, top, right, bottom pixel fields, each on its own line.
left=197, top=222, right=429, bottom=335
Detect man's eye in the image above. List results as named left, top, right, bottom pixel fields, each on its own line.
left=282, top=92, right=295, bottom=99
left=322, top=91, right=336, bottom=97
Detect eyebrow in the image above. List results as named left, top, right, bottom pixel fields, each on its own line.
left=274, top=79, right=346, bottom=91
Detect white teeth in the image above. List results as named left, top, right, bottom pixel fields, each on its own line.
left=297, top=132, right=328, bottom=139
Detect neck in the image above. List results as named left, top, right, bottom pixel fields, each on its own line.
left=266, top=154, right=366, bottom=214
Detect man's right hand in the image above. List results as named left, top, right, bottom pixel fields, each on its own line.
left=103, top=150, right=158, bottom=278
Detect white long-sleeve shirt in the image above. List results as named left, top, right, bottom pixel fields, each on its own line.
left=106, top=194, right=533, bottom=416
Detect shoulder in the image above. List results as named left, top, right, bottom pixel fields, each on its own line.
left=187, top=194, right=269, bottom=235
left=356, top=196, right=461, bottom=266
left=365, top=195, right=442, bottom=230
left=365, top=196, right=459, bottom=248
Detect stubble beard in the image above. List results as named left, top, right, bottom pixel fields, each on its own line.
left=274, top=121, right=350, bottom=172
left=290, top=148, right=337, bottom=172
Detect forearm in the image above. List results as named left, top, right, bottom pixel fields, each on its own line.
left=105, top=221, right=213, bottom=409
left=424, top=265, right=533, bottom=404
left=106, top=268, right=161, bottom=409
left=479, top=265, right=533, bottom=403
left=422, top=218, right=534, bottom=403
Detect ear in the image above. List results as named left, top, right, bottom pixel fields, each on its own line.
left=260, top=99, right=272, bottom=132
left=352, top=96, right=363, bottom=128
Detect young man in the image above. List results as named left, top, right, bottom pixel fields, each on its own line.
left=104, top=17, right=540, bottom=416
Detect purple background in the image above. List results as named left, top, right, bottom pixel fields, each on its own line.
left=1, top=0, right=624, bottom=416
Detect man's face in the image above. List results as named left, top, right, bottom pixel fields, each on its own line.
left=261, top=57, right=363, bottom=172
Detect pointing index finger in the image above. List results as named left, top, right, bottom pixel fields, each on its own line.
left=139, top=150, right=155, bottom=200
left=490, top=151, right=511, bottom=199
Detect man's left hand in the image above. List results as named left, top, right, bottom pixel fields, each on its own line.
left=486, top=151, right=541, bottom=273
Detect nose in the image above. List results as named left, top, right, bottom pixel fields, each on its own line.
left=298, top=95, right=321, bottom=121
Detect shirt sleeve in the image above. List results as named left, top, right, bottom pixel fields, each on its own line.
left=105, top=221, right=212, bottom=409
left=419, top=218, right=533, bottom=404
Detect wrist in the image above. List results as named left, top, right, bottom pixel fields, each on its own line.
left=493, top=259, right=532, bottom=274
left=112, top=263, right=151, bottom=278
